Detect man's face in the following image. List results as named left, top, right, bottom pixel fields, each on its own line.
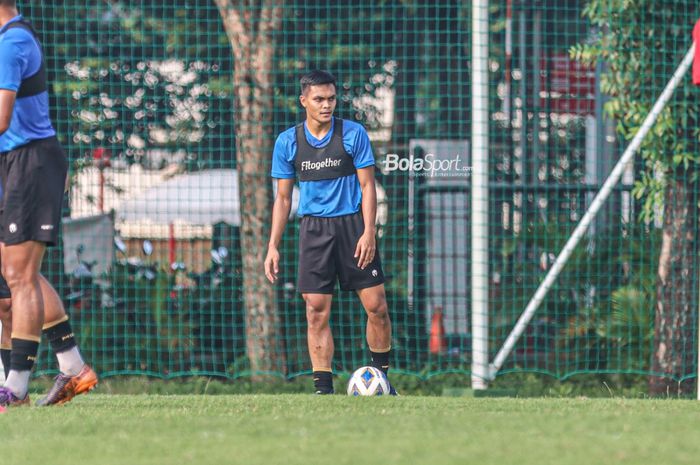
left=300, top=84, right=336, bottom=125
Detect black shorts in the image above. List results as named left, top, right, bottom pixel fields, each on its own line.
left=0, top=136, right=68, bottom=247
left=297, top=211, right=385, bottom=294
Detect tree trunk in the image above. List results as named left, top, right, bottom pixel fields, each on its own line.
left=649, top=174, right=697, bottom=396
left=216, top=0, right=286, bottom=379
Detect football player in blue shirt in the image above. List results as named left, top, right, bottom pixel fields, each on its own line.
left=0, top=0, right=97, bottom=408
left=265, top=70, right=396, bottom=395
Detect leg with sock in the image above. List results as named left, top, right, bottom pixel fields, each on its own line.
left=36, top=274, right=97, bottom=406
left=0, top=241, right=46, bottom=407
left=304, top=293, right=335, bottom=394
left=4, top=336, right=39, bottom=402
left=357, top=285, right=397, bottom=395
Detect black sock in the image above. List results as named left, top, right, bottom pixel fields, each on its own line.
left=312, top=371, right=334, bottom=394
left=370, top=349, right=391, bottom=375
left=43, top=318, right=78, bottom=353
left=10, top=338, right=39, bottom=372
left=0, top=348, right=10, bottom=378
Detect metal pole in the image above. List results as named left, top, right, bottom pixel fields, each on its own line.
left=505, top=0, right=515, bottom=233
left=532, top=8, right=541, bottom=188
left=407, top=169, right=414, bottom=314
left=504, top=0, right=513, bottom=122
left=490, top=43, right=697, bottom=379
left=471, top=0, right=489, bottom=390
left=518, top=3, right=528, bottom=189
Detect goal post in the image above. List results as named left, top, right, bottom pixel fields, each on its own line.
left=471, top=0, right=490, bottom=390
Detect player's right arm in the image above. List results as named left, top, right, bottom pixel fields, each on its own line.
left=265, top=131, right=296, bottom=283
left=265, top=178, right=294, bottom=283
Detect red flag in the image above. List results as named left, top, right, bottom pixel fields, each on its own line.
left=693, top=19, right=700, bottom=85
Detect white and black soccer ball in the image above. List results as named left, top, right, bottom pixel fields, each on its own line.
left=347, top=366, right=390, bottom=396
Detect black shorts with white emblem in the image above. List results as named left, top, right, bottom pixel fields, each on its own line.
left=297, top=211, right=385, bottom=294
left=0, top=136, right=68, bottom=247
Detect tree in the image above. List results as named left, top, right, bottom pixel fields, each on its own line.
left=28, top=0, right=477, bottom=378
left=29, top=0, right=286, bottom=375
left=574, top=0, right=699, bottom=395
left=26, top=0, right=234, bottom=168
left=214, top=0, right=286, bottom=378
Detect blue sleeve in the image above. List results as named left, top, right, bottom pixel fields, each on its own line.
left=271, top=132, right=296, bottom=179
left=0, top=34, right=24, bottom=92
left=349, top=124, right=375, bottom=169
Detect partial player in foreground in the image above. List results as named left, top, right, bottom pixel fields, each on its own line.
left=0, top=0, right=97, bottom=408
left=265, top=70, right=396, bottom=395
left=0, top=274, right=10, bottom=380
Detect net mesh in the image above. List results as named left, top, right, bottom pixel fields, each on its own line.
left=3, top=1, right=696, bottom=389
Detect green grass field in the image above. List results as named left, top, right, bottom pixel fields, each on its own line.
left=3, top=394, right=700, bottom=465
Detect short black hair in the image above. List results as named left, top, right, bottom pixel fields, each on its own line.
left=300, top=70, right=336, bottom=94
left=0, top=0, right=17, bottom=7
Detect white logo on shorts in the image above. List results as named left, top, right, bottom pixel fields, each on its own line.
left=41, top=225, right=54, bottom=231
left=8, top=223, right=17, bottom=234
left=371, top=269, right=378, bottom=277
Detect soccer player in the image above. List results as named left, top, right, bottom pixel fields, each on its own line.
left=265, top=70, right=396, bottom=395
left=0, top=1, right=97, bottom=407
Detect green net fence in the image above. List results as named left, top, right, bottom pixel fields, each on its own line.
left=4, top=1, right=698, bottom=393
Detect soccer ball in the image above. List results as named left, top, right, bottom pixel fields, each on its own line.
left=347, top=366, right=390, bottom=396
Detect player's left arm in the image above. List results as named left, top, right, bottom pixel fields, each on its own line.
left=355, top=166, right=377, bottom=270
left=0, top=89, right=16, bottom=136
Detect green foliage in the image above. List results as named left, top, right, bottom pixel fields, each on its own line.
left=24, top=1, right=473, bottom=170
left=491, top=217, right=661, bottom=376
left=16, top=0, right=695, bottom=389
left=609, top=285, right=653, bottom=345
left=24, top=1, right=235, bottom=168
left=572, top=0, right=700, bottom=218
